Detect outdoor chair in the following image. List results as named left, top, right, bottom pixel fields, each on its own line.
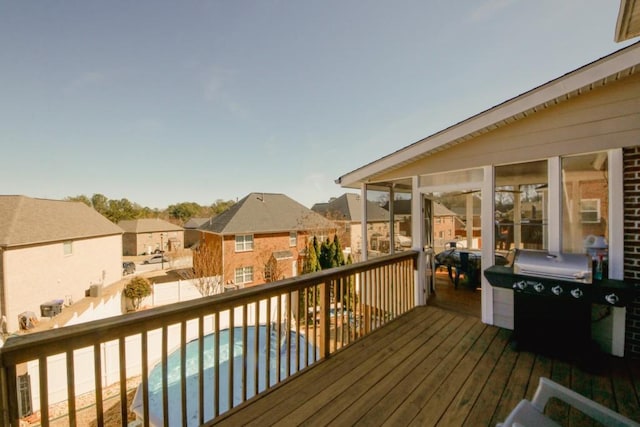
left=497, top=377, right=639, bottom=427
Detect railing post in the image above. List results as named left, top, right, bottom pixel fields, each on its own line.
left=319, top=281, right=331, bottom=358
left=0, top=364, right=8, bottom=426
left=1, top=363, right=18, bottom=426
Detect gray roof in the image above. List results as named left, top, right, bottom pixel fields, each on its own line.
left=0, top=195, right=123, bottom=248
left=117, top=218, right=183, bottom=233
left=201, top=193, right=336, bottom=235
left=312, top=193, right=390, bottom=222
left=184, top=217, right=210, bottom=229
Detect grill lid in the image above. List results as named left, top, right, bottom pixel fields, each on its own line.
left=512, top=249, right=592, bottom=284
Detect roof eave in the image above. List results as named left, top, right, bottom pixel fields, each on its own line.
left=336, top=41, right=640, bottom=188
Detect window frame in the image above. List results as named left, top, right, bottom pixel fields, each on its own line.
left=235, top=234, right=254, bottom=252
left=235, top=266, right=254, bottom=284
left=580, top=198, right=601, bottom=223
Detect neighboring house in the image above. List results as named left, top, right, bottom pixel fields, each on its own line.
left=118, top=218, right=184, bottom=256
left=337, top=40, right=640, bottom=357
left=0, top=196, right=123, bottom=332
left=312, top=193, right=389, bottom=260
left=199, top=193, right=337, bottom=288
left=314, top=194, right=460, bottom=259
left=387, top=199, right=459, bottom=251
left=183, top=217, right=210, bottom=249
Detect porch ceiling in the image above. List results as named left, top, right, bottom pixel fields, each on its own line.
left=336, top=41, right=640, bottom=189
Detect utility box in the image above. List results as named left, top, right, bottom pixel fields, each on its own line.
left=40, top=301, right=62, bottom=318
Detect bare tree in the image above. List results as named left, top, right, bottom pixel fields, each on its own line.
left=188, top=240, right=224, bottom=296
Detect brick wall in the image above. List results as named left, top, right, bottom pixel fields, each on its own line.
left=623, top=146, right=640, bottom=358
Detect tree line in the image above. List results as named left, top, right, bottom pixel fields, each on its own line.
left=65, top=193, right=235, bottom=224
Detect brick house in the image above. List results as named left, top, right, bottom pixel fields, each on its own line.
left=118, top=218, right=184, bottom=256
left=312, top=193, right=390, bottom=260
left=0, top=196, right=123, bottom=332
left=198, top=193, right=337, bottom=288
left=313, top=193, right=460, bottom=259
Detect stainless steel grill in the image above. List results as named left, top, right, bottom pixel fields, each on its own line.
left=512, top=250, right=592, bottom=284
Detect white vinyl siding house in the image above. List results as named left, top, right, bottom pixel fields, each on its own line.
left=0, top=196, right=124, bottom=332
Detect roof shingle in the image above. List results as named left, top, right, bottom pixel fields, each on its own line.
left=201, top=193, right=336, bottom=234
left=0, top=195, right=123, bottom=247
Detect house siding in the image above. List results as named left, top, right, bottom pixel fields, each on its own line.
left=2, top=234, right=122, bottom=331
left=375, top=72, right=640, bottom=182
left=623, top=145, right=640, bottom=358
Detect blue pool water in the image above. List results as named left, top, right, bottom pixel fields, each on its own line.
left=131, top=325, right=318, bottom=426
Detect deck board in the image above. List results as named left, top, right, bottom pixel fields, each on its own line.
left=211, top=306, right=640, bottom=427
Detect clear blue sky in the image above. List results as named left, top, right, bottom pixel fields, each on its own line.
left=1, top=1, right=635, bottom=209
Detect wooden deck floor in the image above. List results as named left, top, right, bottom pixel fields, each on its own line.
left=212, top=306, right=640, bottom=426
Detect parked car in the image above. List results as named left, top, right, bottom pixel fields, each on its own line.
left=143, top=254, right=169, bottom=264
left=123, top=261, right=136, bottom=275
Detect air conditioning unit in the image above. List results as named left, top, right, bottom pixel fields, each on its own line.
left=40, top=301, right=62, bottom=318
left=90, top=284, right=102, bottom=298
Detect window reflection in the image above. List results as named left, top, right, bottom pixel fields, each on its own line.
left=561, top=153, right=608, bottom=268
left=495, top=161, right=548, bottom=251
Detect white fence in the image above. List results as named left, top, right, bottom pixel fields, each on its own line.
left=26, top=277, right=285, bottom=410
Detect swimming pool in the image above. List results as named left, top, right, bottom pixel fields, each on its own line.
left=130, top=325, right=318, bottom=426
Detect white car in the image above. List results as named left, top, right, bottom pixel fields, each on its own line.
left=143, top=255, right=168, bottom=264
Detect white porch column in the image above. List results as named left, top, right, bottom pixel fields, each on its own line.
left=360, top=183, right=368, bottom=262
left=481, top=165, right=495, bottom=324
left=609, top=148, right=625, bottom=356
left=513, top=185, right=521, bottom=249
left=465, top=193, right=474, bottom=248
left=548, top=157, right=562, bottom=253
left=411, top=176, right=426, bottom=305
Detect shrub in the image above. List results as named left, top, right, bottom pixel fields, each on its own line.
left=123, top=276, right=152, bottom=310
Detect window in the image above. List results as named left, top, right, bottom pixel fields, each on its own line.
left=562, top=153, right=608, bottom=254
left=289, top=232, right=297, bottom=247
left=63, top=241, right=73, bottom=255
left=235, top=266, right=253, bottom=284
left=235, top=234, right=254, bottom=252
left=495, top=160, right=548, bottom=251
left=580, top=199, right=601, bottom=223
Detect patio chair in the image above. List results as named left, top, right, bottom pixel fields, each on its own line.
left=497, top=377, right=639, bottom=427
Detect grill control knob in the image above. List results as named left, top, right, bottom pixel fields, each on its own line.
left=571, top=288, right=583, bottom=299
left=605, top=293, right=619, bottom=305
left=533, top=283, right=544, bottom=293
left=513, top=281, right=526, bottom=290
left=551, top=285, right=563, bottom=296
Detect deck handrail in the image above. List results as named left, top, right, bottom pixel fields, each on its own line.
left=0, top=250, right=418, bottom=426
